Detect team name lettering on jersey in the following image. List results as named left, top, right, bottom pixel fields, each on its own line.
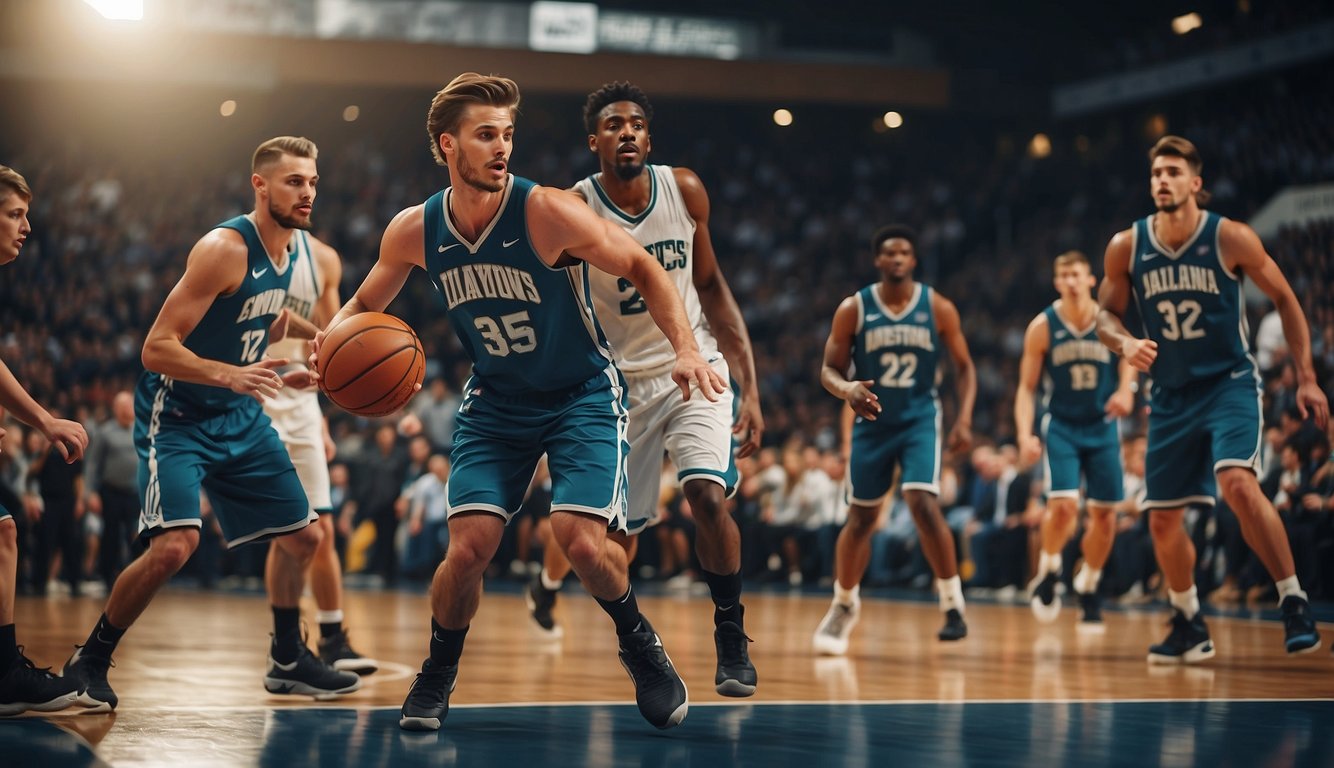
left=646, top=239, right=688, bottom=271
left=236, top=288, right=287, bottom=323
left=1050, top=339, right=1112, bottom=366
left=1140, top=264, right=1222, bottom=300
left=282, top=294, right=313, bottom=320
left=439, top=263, right=542, bottom=310
left=864, top=324, right=935, bottom=353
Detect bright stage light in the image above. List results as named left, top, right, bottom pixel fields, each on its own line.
left=83, top=0, right=144, bottom=21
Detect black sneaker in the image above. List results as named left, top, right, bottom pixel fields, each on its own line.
left=1028, top=571, right=1061, bottom=624
left=62, top=645, right=116, bottom=712
left=318, top=630, right=379, bottom=675
left=1280, top=596, right=1321, bottom=655
left=1077, top=591, right=1105, bottom=632
left=264, top=642, right=362, bottom=700
left=938, top=609, right=968, bottom=641
left=399, top=659, right=458, bottom=731
left=713, top=621, right=756, bottom=697
left=1148, top=610, right=1214, bottom=664
left=525, top=575, right=563, bottom=639
left=0, top=649, right=81, bottom=716
left=618, top=617, right=688, bottom=729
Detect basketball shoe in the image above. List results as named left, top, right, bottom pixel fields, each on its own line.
left=1076, top=591, right=1105, bottom=633
left=525, top=574, right=563, bottom=639
left=713, top=621, right=756, bottom=697
left=938, top=609, right=968, bottom=641
left=318, top=630, right=379, bottom=675
left=618, top=616, right=688, bottom=729
left=0, top=648, right=80, bottom=716
left=1028, top=571, right=1062, bottom=624
left=1280, top=595, right=1320, bottom=655
left=1148, top=609, right=1214, bottom=664
left=264, top=639, right=361, bottom=700
left=62, top=645, right=116, bottom=712
left=812, top=601, right=859, bottom=656
left=399, top=658, right=458, bottom=731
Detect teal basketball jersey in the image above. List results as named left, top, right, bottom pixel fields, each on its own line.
left=1131, top=211, right=1252, bottom=389
left=850, top=282, right=940, bottom=425
left=422, top=175, right=614, bottom=395
left=142, top=215, right=296, bottom=413
left=1041, top=303, right=1117, bottom=423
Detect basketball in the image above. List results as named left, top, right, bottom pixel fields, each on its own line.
left=317, top=312, right=425, bottom=417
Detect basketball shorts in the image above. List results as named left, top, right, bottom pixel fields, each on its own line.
left=136, top=381, right=314, bottom=548
left=623, top=356, right=737, bottom=534
left=1041, top=414, right=1124, bottom=505
left=847, top=406, right=941, bottom=505
left=0, top=500, right=10, bottom=523
left=263, top=387, right=333, bottom=513
left=1143, top=363, right=1262, bottom=510
left=447, top=369, right=629, bottom=531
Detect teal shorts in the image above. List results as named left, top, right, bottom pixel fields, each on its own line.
left=1041, top=414, right=1124, bottom=505
left=847, top=408, right=941, bottom=504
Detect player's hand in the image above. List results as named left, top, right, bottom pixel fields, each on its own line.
left=268, top=308, right=291, bottom=345
left=843, top=379, right=881, bottom=420
left=279, top=366, right=318, bottom=390
left=947, top=421, right=973, bottom=454
left=228, top=358, right=288, bottom=401
left=1104, top=386, right=1135, bottom=419
left=307, top=328, right=327, bottom=379
left=672, top=352, right=727, bottom=402
left=1296, top=378, right=1330, bottom=430
left=732, top=394, right=765, bottom=459
left=1119, top=337, right=1158, bottom=373
left=1018, top=434, right=1042, bottom=468
left=42, top=417, right=89, bottom=463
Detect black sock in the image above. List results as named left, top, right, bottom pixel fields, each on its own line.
left=595, top=586, right=644, bottom=636
left=430, top=619, right=468, bottom=667
left=271, top=607, right=302, bottom=663
left=702, top=569, right=744, bottom=628
left=0, top=624, right=16, bottom=669
left=319, top=621, right=342, bottom=640
left=83, top=614, right=127, bottom=660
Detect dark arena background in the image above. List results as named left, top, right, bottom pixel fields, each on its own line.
left=2, top=1, right=1334, bottom=765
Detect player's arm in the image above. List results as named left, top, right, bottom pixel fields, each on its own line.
left=821, top=297, right=880, bottom=420
left=1014, top=313, right=1048, bottom=468
left=1223, top=219, right=1329, bottom=428
left=311, top=238, right=345, bottom=330
left=142, top=230, right=288, bottom=401
left=0, top=359, right=87, bottom=462
left=678, top=168, right=765, bottom=457
left=934, top=292, right=976, bottom=453
left=528, top=186, right=723, bottom=401
left=1105, top=356, right=1137, bottom=419
left=1097, top=229, right=1157, bottom=372
left=840, top=402, right=854, bottom=463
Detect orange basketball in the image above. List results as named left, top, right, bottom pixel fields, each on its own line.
left=317, top=312, right=425, bottom=417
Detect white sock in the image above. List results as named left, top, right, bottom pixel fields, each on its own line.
left=1169, top=586, right=1200, bottom=619
left=1275, top=575, right=1307, bottom=604
left=316, top=609, right=343, bottom=625
left=1073, top=567, right=1102, bottom=595
left=540, top=569, right=564, bottom=591
left=834, top=582, right=860, bottom=607
left=938, top=576, right=965, bottom=614
left=1039, top=551, right=1062, bottom=577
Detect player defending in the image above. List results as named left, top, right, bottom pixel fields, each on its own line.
left=262, top=192, right=377, bottom=675
left=1016, top=251, right=1136, bottom=629
left=0, top=166, right=87, bottom=716
left=62, top=138, right=361, bottom=710
left=813, top=225, right=976, bottom=653
left=524, top=82, right=763, bottom=697
left=314, top=74, right=723, bottom=732
left=1097, top=135, right=1327, bottom=663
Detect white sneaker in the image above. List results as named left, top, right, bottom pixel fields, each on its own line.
left=812, top=601, right=860, bottom=656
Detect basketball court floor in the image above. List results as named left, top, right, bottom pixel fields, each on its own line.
left=3, top=586, right=1332, bottom=766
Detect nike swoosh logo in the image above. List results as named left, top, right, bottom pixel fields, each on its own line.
left=1140, top=252, right=1159, bottom=262
left=252, top=267, right=268, bottom=278
left=1231, top=369, right=1254, bottom=379
left=438, top=243, right=462, bottom=253
left=502, top=239, right=520, bottom=248
left=866, top=313, right=882, bottom=321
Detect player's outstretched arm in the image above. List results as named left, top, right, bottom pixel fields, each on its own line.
left=821, top=297, right=880, bottom=420
left=0, top=358, right=87, bottom=462
left=1097, top=229, right=1157, bottom=373
left=934, top=292, right=975, bottom=453
left=1014, top=313, right=1048, bottom=468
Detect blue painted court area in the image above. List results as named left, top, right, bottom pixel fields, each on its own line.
left=4, top=699, right=1333, bottom=767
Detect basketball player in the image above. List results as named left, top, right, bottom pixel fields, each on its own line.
left=0, top=165, right=86, bottom=716
left=1097, top=135, right=1327, bottom=662
left=524, top=82, right=762, bottom=697
left=262, top=195, right=377, bottom=675
left=1016, top=251, right=1136, bottom=628
left=62, top=138, right=361, bottom=710
left=315, top=73, right=721, bottom=732
left=813, top=225, right=976, bottom=654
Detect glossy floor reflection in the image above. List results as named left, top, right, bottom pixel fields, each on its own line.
left=5, top=699, right=1333, bottom=767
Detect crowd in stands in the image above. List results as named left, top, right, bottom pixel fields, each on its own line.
left=2, top=61, right=1332, bottom=606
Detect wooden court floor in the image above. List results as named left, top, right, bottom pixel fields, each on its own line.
left=4, top=585, right=1334, bottom=766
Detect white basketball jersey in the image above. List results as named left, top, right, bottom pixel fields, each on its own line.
left=576, top=165, right=718, bottom=373
left=267, top=230, right=319, bottom=363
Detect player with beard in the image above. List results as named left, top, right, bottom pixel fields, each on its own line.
left=1098, top=135, right=1327, bottom=663
left=813, top=225, right=976, bottom=654
left=524, top=81, right=763, bottom=698
left=62, top=137, right=361, bottom=711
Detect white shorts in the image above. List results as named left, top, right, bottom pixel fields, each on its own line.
left=262, top=387, right=333, bottom=512
left=624, top=357, right=737, bottom=533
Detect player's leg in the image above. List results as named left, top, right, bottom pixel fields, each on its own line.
left=528, top=533, right=570, bottom=638
left=1029, top=416, right=1079, bottom=621
left=0, top=511, right=80, bottom=716
left=900, top=412, right=966, bottom=641
left=1070, top=422, right=1125, bottom=628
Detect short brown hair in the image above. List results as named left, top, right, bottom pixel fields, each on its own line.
left=0, top=165, right=32, bottom=203
left=426, top=73, right=521, bottom=167
left=252, top=136, right=318, bottom=174
left=1149, top=135, right=1211, bottom=206
left=1053, top=250, right=1090, bottom=271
